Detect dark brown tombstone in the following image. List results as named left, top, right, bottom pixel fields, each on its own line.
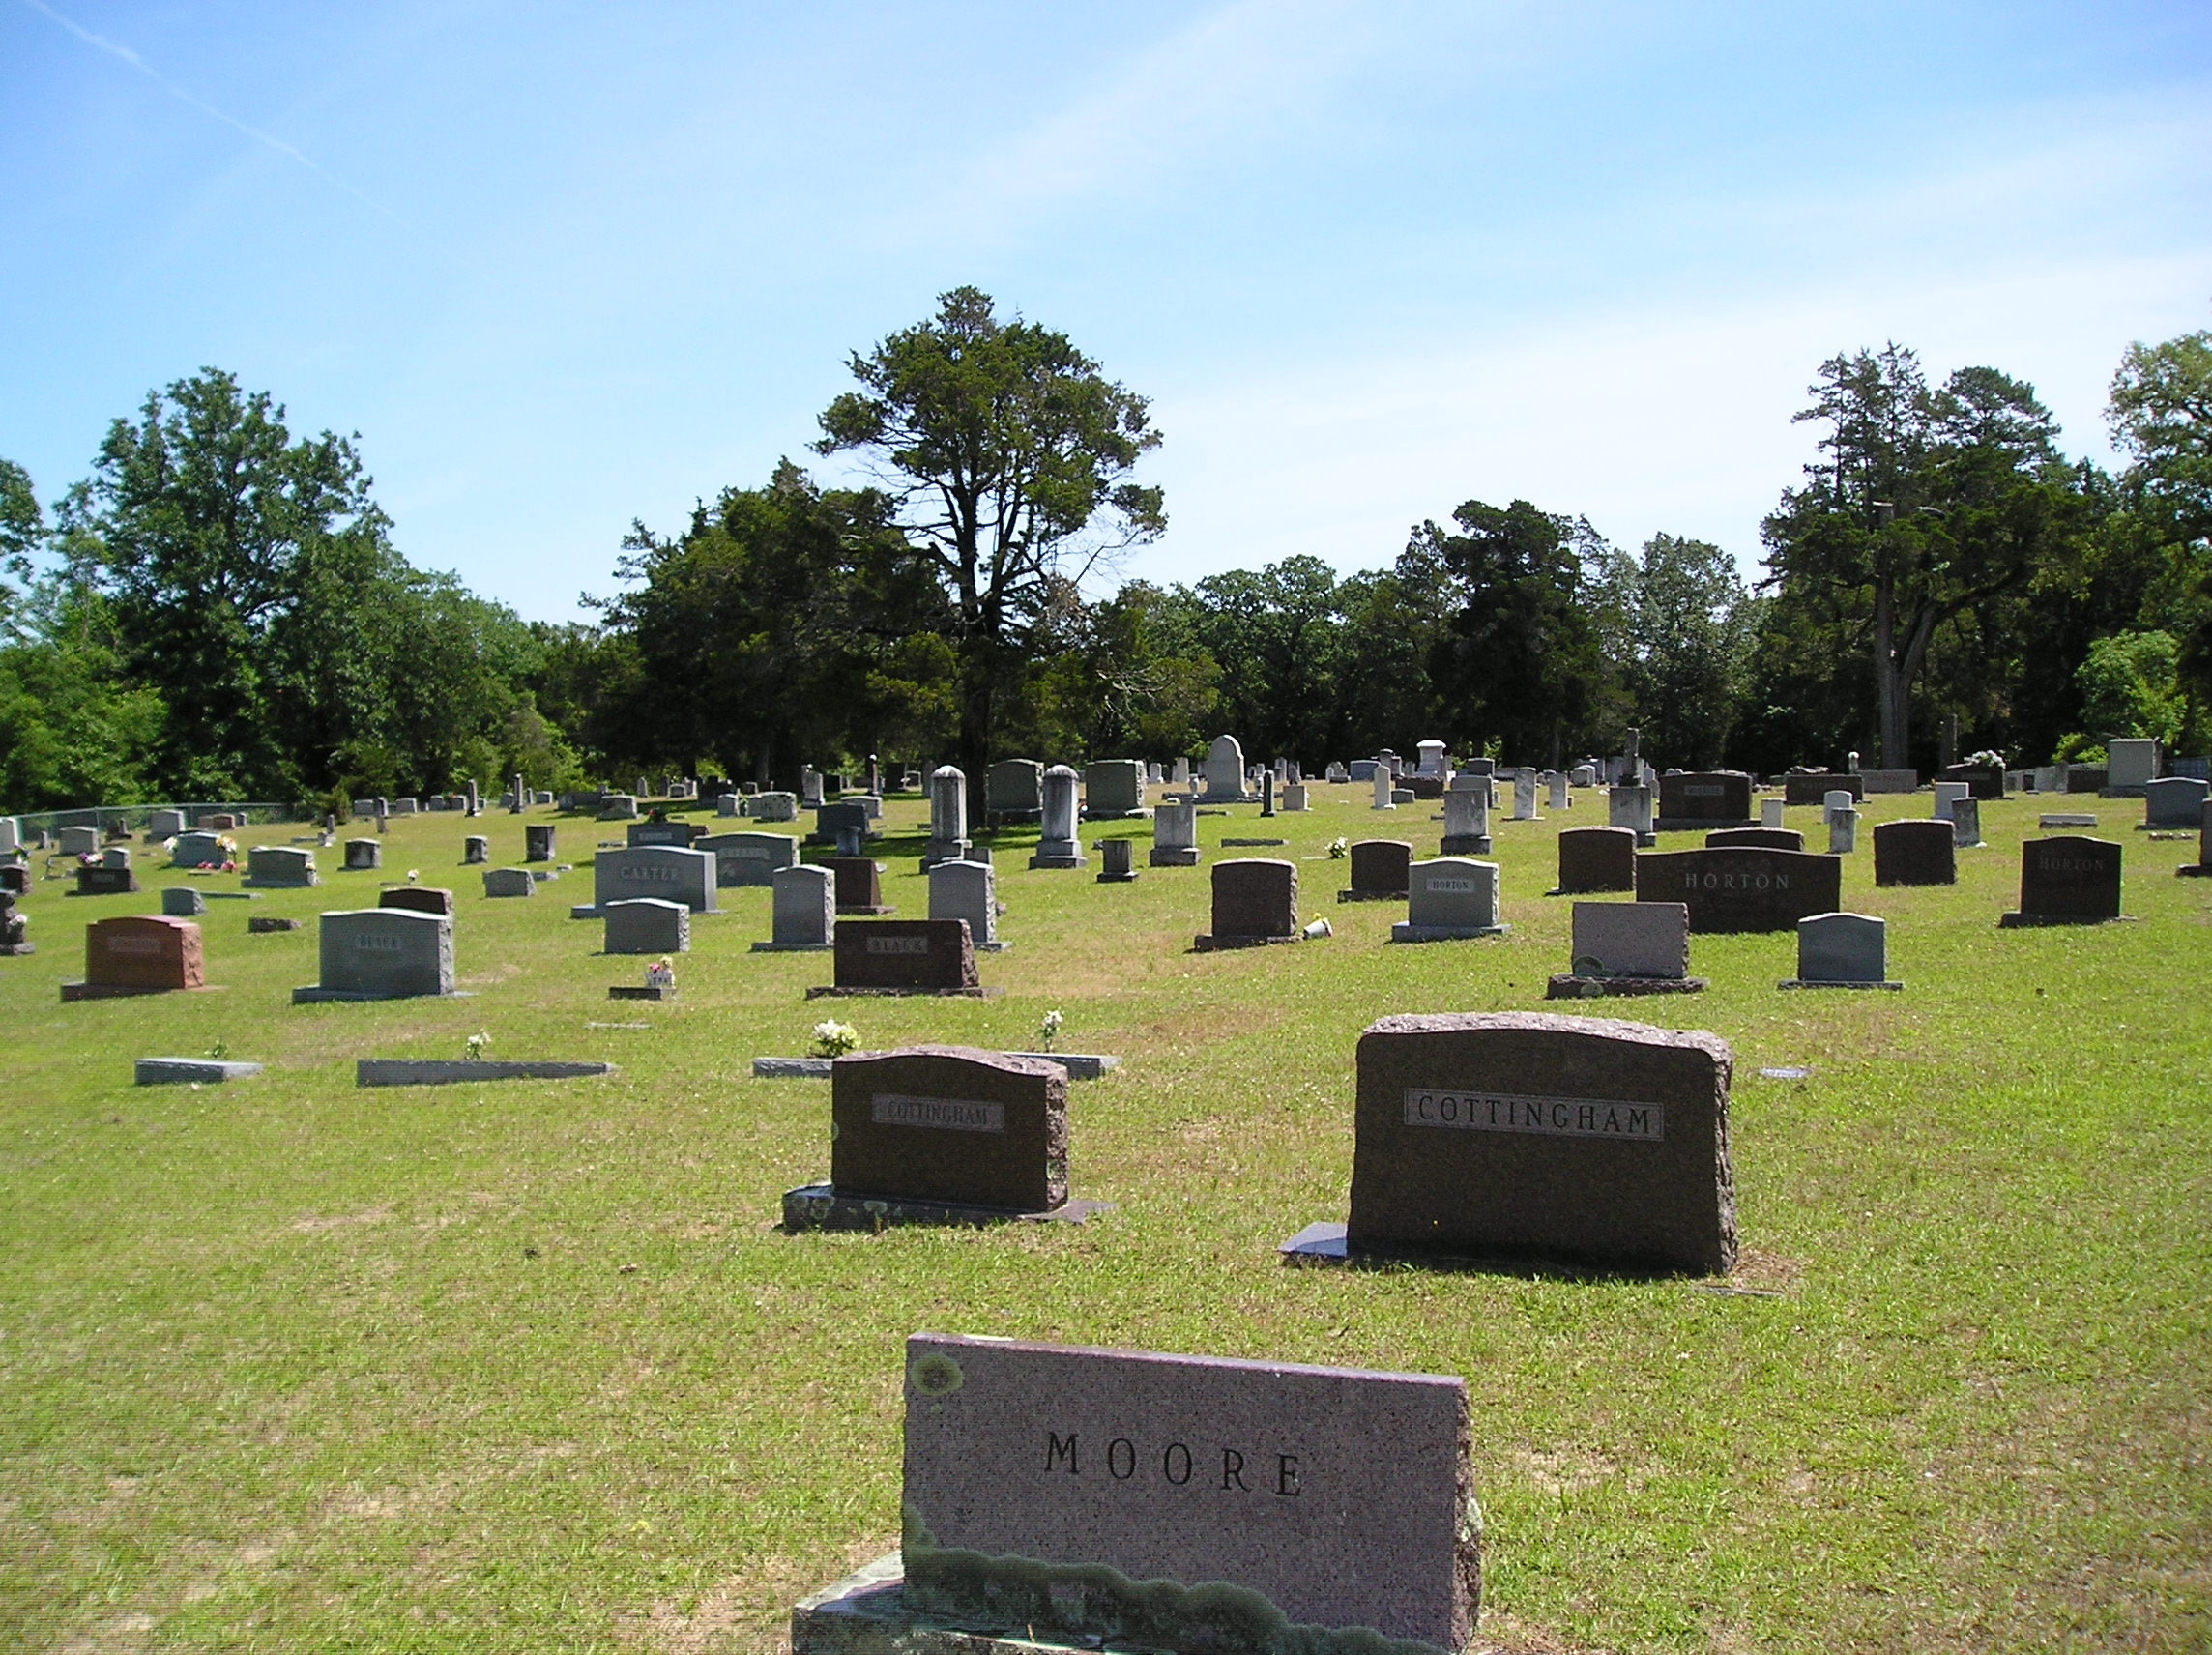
left=73, top=865, right=139, bottom=896
left=1705, top=828, right=1804, bottom=852
left=379, top=886, right=455, bottom=917
left=817, top=917, right=986, bottom=996
left=1633, top=847, right=1843, bottom=933
left=1783, top=771, right=1864, bottom=806
left=2001, top=838, right=2123, bottom=926
left=1874, top=819, right=1957, bottom=886
left=1655, top=771, right=1755, bottom=830
left=1556, top=826, right=1637, bottom=893
left=828, top=1046, right=1067, bottom=1213
left=1343, top=839, right=1412, bottom=901
left=827, top=856, right=891, bottom=915
left=1197, top=859, right=1298, bottom=949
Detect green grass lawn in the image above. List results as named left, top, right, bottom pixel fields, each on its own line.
left=2, top=786, right=2206, bottom=1653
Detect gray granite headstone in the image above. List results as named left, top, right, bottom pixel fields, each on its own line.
left=1030, top=766, right=1085, bottom=867
left=929, top=858, right=1002, bottom=949
left=1096, top=836, right=1137, bottom=882
left=1083, top=759, right=1146, bottom=818
left=1392, top=857, right=1503, bottom=941
left=301, top=909, right=452, bottom=1001
left=171, top=831, right=226, bottom=869
left=1150, top=798, right=1200, bottom=867
left=2107, top=739, right=2158, bottom=792
left=924, top=766, right=972, bottom=868
left=1202, top=734, right=1248, bottom=800
left=987, top=759, right=1045, bottom=820
left=591, top=845, right=717, bottom=914
left=1949, top=797, right=1982, bottom=847
left=482, top=867, right=535, bottom=897
left=1441, top=787, right=1489, bottom=856
left=160, top=886, right=206, bottom=917
left=1608, top=782, right=1653, bottom=842
left=696, top=831, right=797, bottom=887
left=895, top=1333, right=1478, bottom=1654
left=754, top=791, right=800, bottom=824
left=604, top=896, right=689, bottom=955
left=245, top=846, right=317, bottom=887
left=1571, top=901, right=1689, bottom=979
left=525, top=824, right=556, bottom=861
left=343, top=839, right=382, bottom=871
left=756, top=863, right=833, bottom=950
left=1633, top=847, right=1842, bottom=933
left=1788, top=911, right=1895, bottom=987
left=2144, top=775, right=2210, bottom=828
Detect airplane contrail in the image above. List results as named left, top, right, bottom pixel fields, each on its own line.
left=19, top=0, right=415, bottom=230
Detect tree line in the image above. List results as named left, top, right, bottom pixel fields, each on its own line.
left=2, top=290, right=2204, bottom=812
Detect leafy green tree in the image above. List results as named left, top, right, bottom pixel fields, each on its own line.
left=2071, top=629, right=2184, bottom=748
left=0, top=458, right=42, bottom=631
left=1761, top=346, right=2090, bottom=770
left=815, top=287, right=1164, bottom=797
left=0, top=573, right=165, bottom=808
left=1416, top=499, right=1617, bottom=767
left=2108, top=323, right=2211, bottom=725
left=1623, top=534, right=1753, bottom=769
left=1329, top=549, right=1451, bottom=760
left=58, top=369, right=399, bottom=796
left=1182, top=556, right=1345, bottom=764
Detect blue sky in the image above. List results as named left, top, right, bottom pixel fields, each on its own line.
left=4, top=0, right=2208, bottom=622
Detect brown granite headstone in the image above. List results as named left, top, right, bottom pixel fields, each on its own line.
left=1200, top=859, right=1297, bottom=946
left=2003, top=837, right=2122, bottom=925
left=1556, top=826, right=1636, bottom=893
left=830, top=918, right=978, bottom=991
left=830, top=1047, right=1065, bottom=1211
left=827, top=856, right=889, bottom=914
left=1783, top=771, right=1862, bottom=806
left=1705, top=827, right=1802, bottom=852
left=1346, top=839, right=1412, bottom=899
left=896, top=1333, right=1478, bottom=1654
left=71, top=915, right=204, bottom=997
left=1656, top=770, right=1754, bottom=828
left=1874, top=819, right=1956, bottom=886
left=1633, top=846, right=1842, bottom=933
left=1346, top=1010, right=1735, bottom=1275
left=378, top=886, right=455, bottom=917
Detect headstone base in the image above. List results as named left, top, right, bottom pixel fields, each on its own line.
left=62, top=981, right=208, bottom=1002
left=1082, top=808, right=1150, bottom=821
left=1653, top=817, right=1755, bottom=833
left=1440, top=834, right=1493, bottom=856
left=248, top=916, right=303, bottom=932
left=751, top=1053, right=1118, bottom=1080
left=919, top=842, right=971, bottom=871
left=1191, top=932, right=1299, bottom=951
left=1219, top=837, right=1287, bottom=847
left=1149, top=846, right=1200, bottom=867
left=608, top=984, right=677, bottom=1000
left=1778, top=978, right=1903, bottom=991
left=1997, top=912, right=2134, bottom=928
left=795, top=1555, right=1113, bottom=1655
left=292, top=986, right=467, bottom=1002
left=0, top=943, right=34, bottom=956
left=1277, top=1218, right=1727, bottom=1278
left=1335, top=888, right=1405, bottom=903
left=751, top=940, right=835, bottom=952
left=2097, top=786, right=2151, bottom=798
left=356, top=1059, right=610, bottom=1086
left=1026, top=852, right=1087, bottom=869
left=136, top=1058, right=264, bottom=1085
left=2039, top=814, right=2098, bottom=828
left=240, top=874, right=318, bottom=888
left=2177, top=864, right=2212, bottom=878
left=1094, top=866, right=1138, bottom=883
left=781, top=1184, right=1110, bottom=1232
left=805, top=985, right=1002, bottom=999
left=1544, top=973, right=1707, bottom=999
left=837, top=904, right=897, bottom=915
left=1389, top=922, right=1511, bottom=943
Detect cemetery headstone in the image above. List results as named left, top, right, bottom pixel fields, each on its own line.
left=1341, top=839, right=1412, bottom=901
left=203, top=813, right=239, bottom=832
left=1371, top=768, right=1395, bottom=811
left=1281, top=1010, right=1735, bottom=1276
left=343, top=838, right=382, bottom=871
left=2000, top=838, right=2124, bottom=926
left=1782, top=912, right=1901, bottom=989
left=1761, top=798, right=1787, bottom=829
left=850, top=1333, right=1478, bottom=1655
left=929, top=858, right=1004, bottom=950
left=1029, top=766, right=1086, bottom=868
left=1150, top=798, right=1200, bottom=867
left=828, top=856, right=892, bottom=915
left=923, top=766, right=972, bottom=869
left=147, top=808, right=187, bottom=840
left=1784, top=771, right=1863, bottom=806
left=586, top=845, right=717, bottom=916
left=2182, top=798, right=2212, bottom=877
left=1095, top=836, right=1138, bottom=883
left=64, top=915, right=205, bottom=1000
left=754, top=792, right=800, bottom=824
left=1282, top=782, right=1309, bottom=811
left=1546, top=900, right=1703, bottom=999
left=629, top=819, right=695, bottom=848
left=1609, top=782, right=1655, bottom=846
left=1082, top=759, right=1147, bottom=819
left=295, top=908, right=453, bottom=1001
left=1195, top=858, right=1297, bottom=949
left=73, top=864, right=138, bottom=896
left=605, top=897, right=690, bottom=955
left=1932, top=781, right=1969, bottom=821
left=697, top=830, right=797, bottom=887
left=482, top=867, right=536, bottom=897
left=0, top=888, right=27, bottom=953
left=245, top=846, right=317, bottom=887
left=60, top=826, right=102, bottom=857
left=1706, top=828, right=1803, bottom=852
left=986, top=759, right=1045, bottom=822
left=160, top=886, right=205, bottom=917
left=1950, top=797, right=1983, bottom=848
left=782, top=1047, right=1079, bottom=1226
left=1634, top=846, right=1843, bottom=933
left=1828, top=807, right=1858, bottom=855
left=1512, top=769, right=1540, bottom=820
left=751, top=864, right=834, bottom=951
left=815, top=918, right=992, bottom=998
left=1556, top=826, right=1636, bottom=893
left=1202, top=734, right=1250, bottom=800
left=2142, top=775, right=2210, bottom=828
left=1391, top=857, right=1505, bottom=942
left=379, top=886, right=454, bottom=918
left=1655, top=771, right=1755, bottom=830
left=525, top=824, right=556, bottom=861
left=2105, top=739, right=2159, bottom=794
left=1874, top=818, right=1956, bottom=886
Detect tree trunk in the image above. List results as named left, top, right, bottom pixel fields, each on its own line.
left=1873, top=582, right=1908, bottom=770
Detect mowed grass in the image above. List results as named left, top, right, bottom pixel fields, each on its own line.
left=2, top=787, right=2207, bottom=1654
